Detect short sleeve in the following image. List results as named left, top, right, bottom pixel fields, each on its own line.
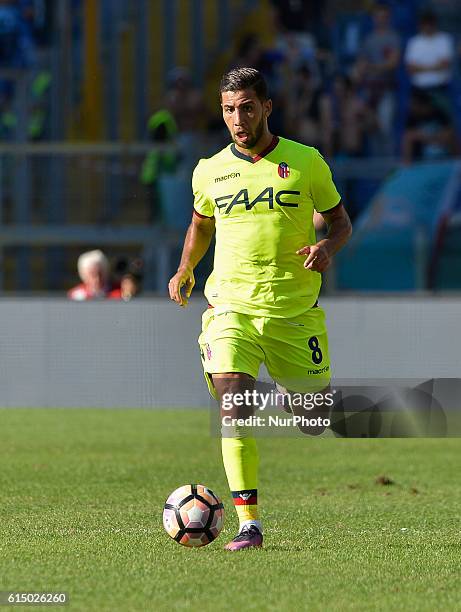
left=192, top=161, right=214, bottom=218
left=310, top=150, right=341, bottom=213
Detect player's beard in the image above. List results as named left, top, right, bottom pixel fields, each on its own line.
left=233, top=117, right=265, bottom=150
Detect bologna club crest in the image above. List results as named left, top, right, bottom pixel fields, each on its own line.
left=278, top=162, right=290, bottom=178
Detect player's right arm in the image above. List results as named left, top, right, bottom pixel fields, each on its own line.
left=168, top=213, right=215, bottom=307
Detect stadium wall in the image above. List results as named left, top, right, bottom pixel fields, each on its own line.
left=0, top=297, right=459, bottom=408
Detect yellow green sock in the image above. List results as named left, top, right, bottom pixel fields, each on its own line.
left=221, top=436, right=260, bottom=527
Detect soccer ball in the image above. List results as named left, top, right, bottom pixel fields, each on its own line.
left=163, top=484, right=225, bottom=547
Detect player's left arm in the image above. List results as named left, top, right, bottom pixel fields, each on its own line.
left=298, top=203, right=352, bottom=272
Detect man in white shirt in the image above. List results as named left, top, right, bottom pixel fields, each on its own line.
left=405, top=10, right=454, bottom=94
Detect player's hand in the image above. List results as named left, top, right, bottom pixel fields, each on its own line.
left=168, top=266, right=195, bottom=307
left=296, top=243, right=332, bottom=273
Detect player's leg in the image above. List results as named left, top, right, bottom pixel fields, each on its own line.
left=198, top=309, right=263, bottom=550
left=265, top=306, right=332, bottom=436
left=213, top=373, right=263, bottom=550
left=276, top=382, right=332, bottom=436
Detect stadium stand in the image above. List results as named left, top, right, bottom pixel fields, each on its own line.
left=0, top=0, right=461, bottom=293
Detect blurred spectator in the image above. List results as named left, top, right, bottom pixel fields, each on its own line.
left=285, top=65, right=328, bottom=151
left=0, top=0, right=36, bottom=68
left=164, top=67, right=204, bottom=134
left=322, top=73, right=376, bottom=158
left=331, top=9, right=369, bottom=70
left=404, top=10, right=454, bottom=110
left=140, top=109, right=179, bottom=223
left=113, top=257, right=143, bottom=301
left=120, top=275, right=140, bottom=301
left=353, top=3, right=400, bottom=155
left=68, top=250, right=121, bottom=301
left=28, top=69, right=51, bottom=140
left=277, top=30, right=319, bottom=80
left=0, top=70, right=50, bottom=141
left=271, top=30, right=322, bottom=135
left=19, top=0, right=52, bottom=48
left=164, top=66, right=206, bottom=170
left=232, top=34, right=265, bottom=71
left=271, top=0, right=322, bottom=34
left=0, top=90, right=15, bottom=138
left=270, top=0, right=329, bottom=74
left=401, top=89, right=455, bottom=164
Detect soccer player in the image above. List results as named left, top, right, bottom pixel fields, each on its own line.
left=169, top=68, right=352, bottom=550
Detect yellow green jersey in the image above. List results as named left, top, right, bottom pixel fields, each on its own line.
left=193, top=136, right=341, bottom=318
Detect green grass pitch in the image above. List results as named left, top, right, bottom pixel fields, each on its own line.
left=1, top=408, right=460, bottom=611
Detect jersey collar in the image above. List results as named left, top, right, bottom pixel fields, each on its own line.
left=230, top=135, right=279, bottom=163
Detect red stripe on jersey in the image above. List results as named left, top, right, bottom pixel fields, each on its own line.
left=252, top=135, right=279, bottom=162
left=193, top=209, right=214, bottom=219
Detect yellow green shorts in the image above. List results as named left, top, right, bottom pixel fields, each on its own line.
left=198, top=305, right=331, bottom=398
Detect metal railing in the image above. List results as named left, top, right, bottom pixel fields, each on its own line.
left=0, top=142, right=186, bottom=292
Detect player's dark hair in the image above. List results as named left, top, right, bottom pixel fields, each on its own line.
left=219, top=68, right=268, bottom=101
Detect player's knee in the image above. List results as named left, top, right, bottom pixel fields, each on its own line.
left=213, top=373, right=255, bottom=419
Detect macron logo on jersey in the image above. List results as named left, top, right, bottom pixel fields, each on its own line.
left=214, top=172, right=241, bottom=183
